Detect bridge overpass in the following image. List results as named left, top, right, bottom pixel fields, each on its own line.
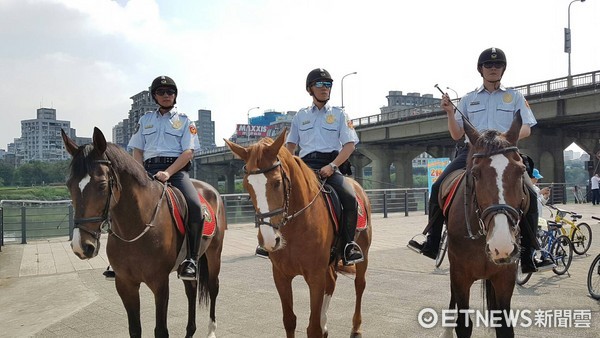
left=194, top=70, right=600, bottom=193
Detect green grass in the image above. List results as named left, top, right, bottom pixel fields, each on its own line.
left=0, top=186, right=70, bottom=201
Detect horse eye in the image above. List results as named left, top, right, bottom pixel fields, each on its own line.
left=272, top=179, right=282, bottom=189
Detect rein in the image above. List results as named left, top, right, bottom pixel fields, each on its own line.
left=244, top=159, right=325, bottom=229
left=73, top=159, right=167, bottom=243
left=464, top=146, right=523, bottom=239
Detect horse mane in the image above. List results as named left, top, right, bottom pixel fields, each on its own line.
left=67, top=142, right=150, bottom=187
left=253, top=137, right=321, bottom=191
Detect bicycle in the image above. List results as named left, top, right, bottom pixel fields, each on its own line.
left=435, top=225, right=448, bottom=268
left=586, top=216, right=600, bottom=299
left=516, top=220, right=574, bottom=286
left=546, top=204, right=592, bottom=255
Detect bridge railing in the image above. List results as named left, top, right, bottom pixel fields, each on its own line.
left=350, top=70, right=600, bottom=129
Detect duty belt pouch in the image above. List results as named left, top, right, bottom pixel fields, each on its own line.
left=339, top=160, right=352, bottom=175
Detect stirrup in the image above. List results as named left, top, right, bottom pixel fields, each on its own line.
left=343, top=242, right=364, bottom=266
left=407, top=234, right=427, bottom=253
left=178, top=259, right=198, bottom=281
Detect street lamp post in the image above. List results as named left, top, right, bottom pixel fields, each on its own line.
left=341, top=71, right=357, bottom=109
left=247, top=106, right=260, bottom=143
left=565, top=0, right=586, bottom=87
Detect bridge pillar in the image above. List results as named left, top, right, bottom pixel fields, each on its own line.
left=426, top=144, right=456, bottom=159
left=522, top=128, right=569, bottom=184
left=225, top=162, right=244, bottom=194
left=349, top=152, right=372, bottom=186
left=357, top=145, right=393, bottom=189
left=196, top=164, right=222, bottom=189
left=391, top=148, right=425, bottom=188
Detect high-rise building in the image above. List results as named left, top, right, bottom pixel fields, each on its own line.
left=112, top=119, right=130, bottom=149
left=126, top=90, right=157, bottom=143
left=196, top=109, right=216, bottom=151
left=19, top=108, right=72, bottom=163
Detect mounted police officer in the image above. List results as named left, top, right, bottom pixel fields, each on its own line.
left=407, top=48, right=553, bottom=273
left=127, top=75, right=204, bottom=281
left=284, top=68, right=364, bottom=265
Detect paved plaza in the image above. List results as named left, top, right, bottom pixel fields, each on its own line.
left=1, top=204, right=600, bottom=337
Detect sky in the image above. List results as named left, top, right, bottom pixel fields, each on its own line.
left=1, top=0, right=599, bottom=151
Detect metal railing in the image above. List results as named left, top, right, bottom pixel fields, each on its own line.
left=1, top=184, right=584, bottom=246
left=348, top=70, right=600, bottom=129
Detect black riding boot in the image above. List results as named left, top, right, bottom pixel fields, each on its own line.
left=179, top=218, right=204, bottom=281
left=342, top=208, right=364, bottom=266
left=408, top=207, right=443, bottom=259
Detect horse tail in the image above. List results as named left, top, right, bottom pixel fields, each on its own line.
left=197, top=253, right=210, bottom=307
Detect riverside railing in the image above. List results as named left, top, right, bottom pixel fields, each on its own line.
left=0, top=184, right=578, bottom=247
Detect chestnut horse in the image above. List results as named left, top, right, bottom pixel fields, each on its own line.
left=62, top=128, right=226, bottom=338
left=225, top=130, right=372, bottom=338
left=442, top=113, right=526, bottom=338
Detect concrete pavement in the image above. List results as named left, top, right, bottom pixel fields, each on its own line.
left=1, top=204, right=600, bottom=337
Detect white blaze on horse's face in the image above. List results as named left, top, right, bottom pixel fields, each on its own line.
left=71, top=174, right=91, bottom=257
left=247, top=173, right=280, bottom=250
left=486, top=154, right=518, bottom=262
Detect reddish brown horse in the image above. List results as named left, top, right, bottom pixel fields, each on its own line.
left=442, top=113, right=526, bottom=338
left=225, top=130, right=372, bottom=338
left=62, top=128, right=226, bottom=338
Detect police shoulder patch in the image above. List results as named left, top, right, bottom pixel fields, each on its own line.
left=189, top=124, right=197, bottom=135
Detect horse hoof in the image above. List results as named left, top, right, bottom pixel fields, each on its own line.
left=350, top=333, right=362, bottom=338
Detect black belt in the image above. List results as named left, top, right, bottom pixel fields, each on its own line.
left=302, top=151, right=336, bottom=160
left=144, top=157, right=179, bottom=165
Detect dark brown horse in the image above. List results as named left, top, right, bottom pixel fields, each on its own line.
left=62, top=128, right=226, bottom=338
left=442, top=113, right=526, bottom=338
left=225, top=130, right=372, bottom=338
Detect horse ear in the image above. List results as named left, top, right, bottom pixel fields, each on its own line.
left=93, top=127, right=107, bottom=154
left=505, top=110, right=522, bottom=145
left=224, top=138, right=249, bottom=161
left=463, top=119, right=480, bottom=145
left=270, top=128, right=287, bottom=154
left=61, top=128, right=79, bottom=156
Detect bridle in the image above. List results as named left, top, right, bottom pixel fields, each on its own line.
left=73, top=158, right=166, bottom=242
left=244, top=158, right=325, bottom=230
left=73, top=159, right=115, bottom=240
left=465, top=146, right=523, bottom=240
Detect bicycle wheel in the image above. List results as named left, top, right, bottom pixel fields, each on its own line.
left=551, top=235, right=573, bottom=275
left=435, top=229, right=448, bottom=268
left=587, top=254, right=600, bottom=300
left=516, top=258, right=532, bottom=286
left=571, top=222, right=592, bottom=255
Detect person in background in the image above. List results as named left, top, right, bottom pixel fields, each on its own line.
left=531, top=168, right=551, bottom=214
left=591, top=173, right=599, bottom=205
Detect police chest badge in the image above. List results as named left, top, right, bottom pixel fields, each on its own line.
left=503, top=93, right=513, bottom=103
left=326, top=114, right=336, bottom=124
left=172, top=120, right=183, bottom=129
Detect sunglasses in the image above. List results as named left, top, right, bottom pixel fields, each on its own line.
left=155, top=89, right=176, bottom=96
left=313, top=81, right=333, bottom=88
left=482, top=61, right=506, bottom=69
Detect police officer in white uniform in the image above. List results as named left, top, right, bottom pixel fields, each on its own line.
left=408, top=48, right=553, bottom=273
left=128, top=75, right=203, bottom=281
left=285, top=68, right=363, bottom=265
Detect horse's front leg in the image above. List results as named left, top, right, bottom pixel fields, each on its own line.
left=183, top=280, right=199, bottom=338
left=304, top=271, right=328, bottom=338
left=450, top=271, right=474, bottom=338
left=489, top=275, right=516, bottom=338
left=115, top=278, right=142, bottom=338
left=146, top=276, right=171, bottom=338
left=273, top=268, right=296, bottom=338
